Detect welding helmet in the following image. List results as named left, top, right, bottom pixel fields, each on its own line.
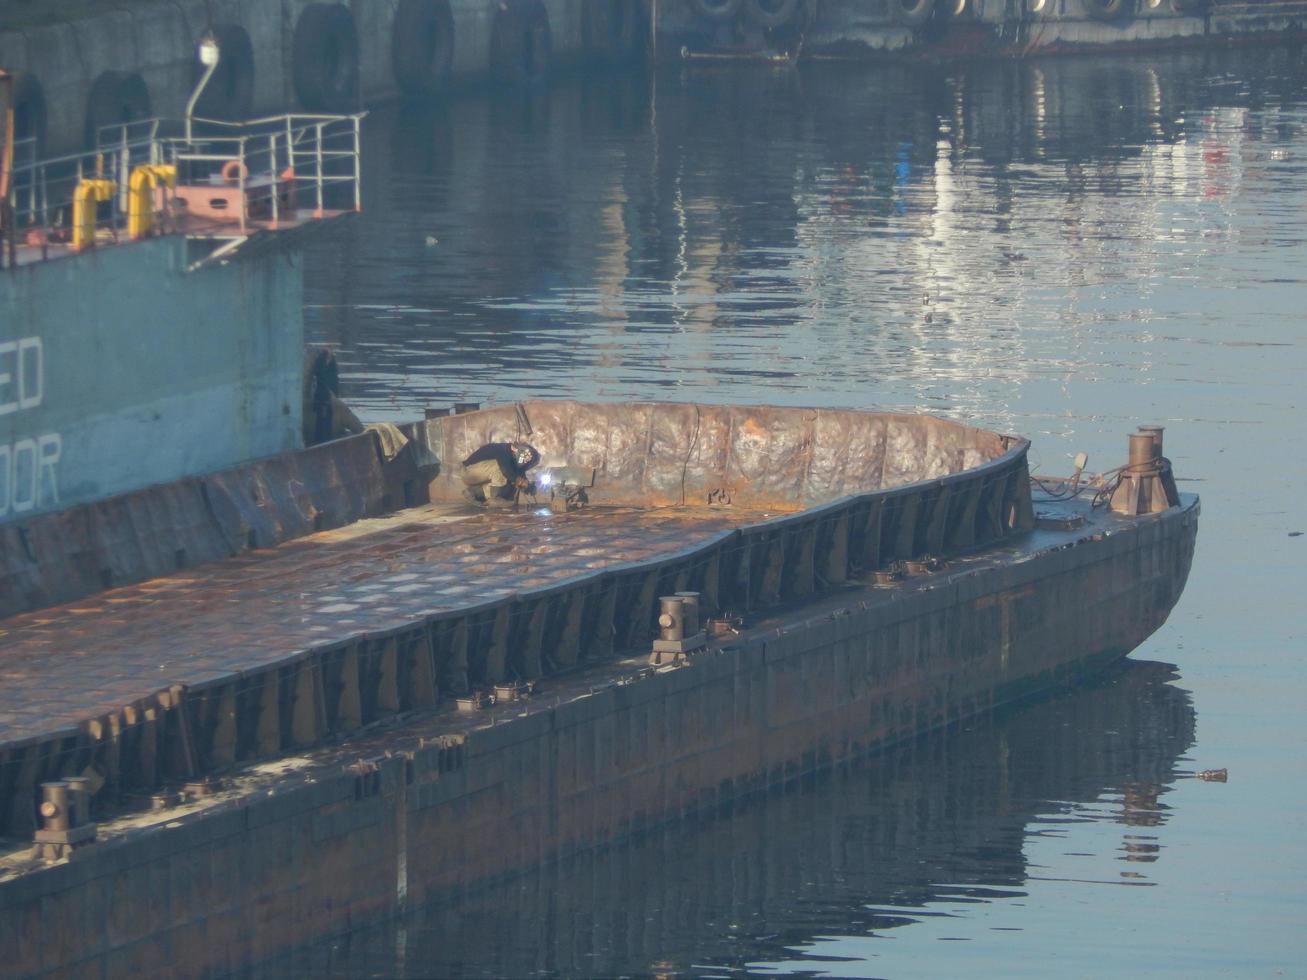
left=514, top=444, right=536, bottom=468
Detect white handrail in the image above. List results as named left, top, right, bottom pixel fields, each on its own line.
left=5, top=111, right=364, bottom=245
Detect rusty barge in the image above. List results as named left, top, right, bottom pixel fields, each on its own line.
left=1, top=42, right=1200, bottom=976
left=0, top=397, right=1197, bottom=976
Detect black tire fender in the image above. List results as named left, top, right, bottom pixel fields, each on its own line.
left=194, top=24, right=255, bottom=121
left=582, top=0, right=643, bottom=60
left=393, top=0, right=455, bottom=98
left=690, top=0, right=743, bottom=20
left=292, top=2, right=359, bottom=112
left=84, top=70, right=151, bottom=149
left=11, top=72, right=47, bottom=154
left=490, top=0, right=553, bottom=89
left=743, top=0, right=802, bottom=28
left=1080, top=0, right=1133, bottom=20
left=890, top=0, right=937, bottom=28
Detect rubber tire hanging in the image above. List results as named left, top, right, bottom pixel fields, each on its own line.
left=489, top=0, right=553, bottom=89
left=10, top=72, right=47, bottom=155
left=83, top=71, right=151, bottom=149
left=192, top=24, right=255, bottom=121
left=890, top=0, right=938, bottom=27
left=581, top=0, right=643, bottom=62
left=292, top=3, right=360, bottom=112
left=1080, top=0, right=1133, bottom=20
left=743, top=0, right=802, bottom=28
left=691, top=0, right=744, bottom=20
left=393, top=0, right=456, bottom=98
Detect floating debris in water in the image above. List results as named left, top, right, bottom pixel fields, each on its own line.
left=1197, top=768, right=1228, bottom=782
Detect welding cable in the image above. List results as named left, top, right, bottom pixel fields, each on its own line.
left=1030, top=474, right=1098, bottom=502
left=1089, top=456, right=1174, bottom=508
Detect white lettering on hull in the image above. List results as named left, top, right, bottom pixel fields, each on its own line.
left=0, top=337, right=43, bottom=415
left=0, top=336, right=60, bottom=518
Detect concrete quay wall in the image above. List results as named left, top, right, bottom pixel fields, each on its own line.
left=0, top=0, right=644, bottom=157
left=0, top=500, right=1197, bottom=977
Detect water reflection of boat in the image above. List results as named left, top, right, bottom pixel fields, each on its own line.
left=262, top=659, right=1195, bottom=978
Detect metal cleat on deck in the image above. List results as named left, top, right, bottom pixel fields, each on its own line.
left=1110, top=425, right=1182, bottom=516
left=34, top=778, right=97, bottom=862
left=650, top=592, right=707, bottom=665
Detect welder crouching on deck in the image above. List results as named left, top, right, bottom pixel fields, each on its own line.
left=461, top=442, right=541, bottom=505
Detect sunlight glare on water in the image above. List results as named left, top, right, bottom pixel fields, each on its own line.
left=297, top=45, right=1307, bottom=977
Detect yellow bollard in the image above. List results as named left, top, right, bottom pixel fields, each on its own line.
left=127, top=164, right=177, bottom=240
left=71, top=178, right=117, bottom=251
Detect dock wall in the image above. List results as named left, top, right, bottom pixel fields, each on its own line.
left=4, top=0, right=1305, bottom=160
left=0, top=0, right=643, bottom=158
left=0, top=236, right=303, bottom=526
left=0, top=498, right=1198, bottom=977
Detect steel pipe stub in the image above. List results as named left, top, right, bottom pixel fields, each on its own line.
left=674, top=591, right=702, bottom=636
left=651, top=595, right=707, bottom=663
left=34, top=779, right=97, bottom=861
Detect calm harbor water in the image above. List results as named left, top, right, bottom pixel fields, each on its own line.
left=295, top=46, right=1307, bottom=977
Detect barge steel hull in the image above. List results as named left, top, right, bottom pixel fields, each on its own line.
left=0, top=489, right=1197, bottom=976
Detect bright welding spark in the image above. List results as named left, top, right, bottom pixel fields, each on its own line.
left=538, top=470, right=553, bottom=488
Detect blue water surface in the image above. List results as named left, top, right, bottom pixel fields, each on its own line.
left=299, top=46, right=1307, bottom=978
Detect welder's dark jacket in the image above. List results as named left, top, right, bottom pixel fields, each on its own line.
left=461, top=443, right=540, bottom=481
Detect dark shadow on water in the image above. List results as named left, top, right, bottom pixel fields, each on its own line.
left=255, top=659, right=1195, bottom=978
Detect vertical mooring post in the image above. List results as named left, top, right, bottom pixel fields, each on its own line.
left=34, top=779, right=97, bottom=862
left=650, top=593, right=707, bottom=665
left=1111, top=426, right=1180, bottom=516
left=674, top=591, right=701, bottom=636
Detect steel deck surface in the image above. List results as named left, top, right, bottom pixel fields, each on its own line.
left=0, top=503, right=765, bottom=751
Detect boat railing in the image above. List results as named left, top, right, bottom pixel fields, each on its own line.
left=165, top=113, right=364, bottom=232
left=2, top=110, right=363, bottom=262
left=7, top=141, right=149, bottom=238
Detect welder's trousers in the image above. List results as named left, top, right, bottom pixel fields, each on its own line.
left=461, top=460, right=510, bottom=502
